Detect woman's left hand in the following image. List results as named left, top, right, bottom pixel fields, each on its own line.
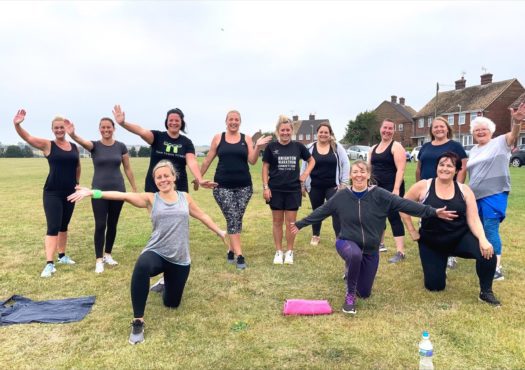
left=435, top=206, right=458, bottom=221
left=479, top=239, right=494, bottom=260
left=289, top=222, right=299, bottom=235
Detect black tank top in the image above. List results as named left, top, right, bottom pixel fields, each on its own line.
left=371, top=141, right=399, bottom=186
left=420, top=179, right=468, bottom=249
left=310, top=144, right=337, bottom=188
left=214, top=133, right=252, bottom=188
left=44, top=141, right=79, bottom=193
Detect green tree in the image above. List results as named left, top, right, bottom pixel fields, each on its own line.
left=342, top=111, right=379, bottom=145
left=4, top=145, right=24, bottom=158
left=138, top=146, right=151, bottom=157
left=129, top=146, right=137, bottom=157
left=22, top=145, right=34, bottom=158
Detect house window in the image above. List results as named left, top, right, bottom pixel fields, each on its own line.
left=427, top=117, right=432, bottom=127
left=306, top=134, right=311, bottom=141
left=463, top=135, right=473, bottom=146
left=398, top=124, right=404, bottom=132
left=298, top=134, right=303, bottom=140
left=314, top=134, right=318, bottom=140
left=292, top=135, right=296, bottom=140
left=470, top=112, right=478, bottom=122
left=418, top=118, right=424, bottom=128
left=448, top=115, right=454, bottom=126
left=459, top=113, right=466, bottom=125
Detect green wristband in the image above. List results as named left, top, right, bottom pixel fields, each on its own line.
left=92, top=189, right=103, bottom=199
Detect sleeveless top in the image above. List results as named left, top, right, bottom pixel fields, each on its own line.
left=214, top=132, right=251, bottom=188
left=141, top=191, right=190, bottom=265
left=420, top=179, right=468, bottom=249
left=44, top=141, right=79, bottom=193
left=310, top=144, right=337, bottom=188
left=371, top=140, right=400, bottom=186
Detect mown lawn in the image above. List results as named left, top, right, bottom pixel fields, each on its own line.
left=0, top=158, right=524, bottom=369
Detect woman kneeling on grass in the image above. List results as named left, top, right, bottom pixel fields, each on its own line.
left=290, top=160, right=457, bottom=315
left=68, top=160, right=226, bottom=344
left=402, top=152, right=500, bottom=306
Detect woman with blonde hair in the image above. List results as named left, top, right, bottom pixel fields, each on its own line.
left=262, top=115, right=315, bottom=264
left=301, top=122, right=349, bottom=246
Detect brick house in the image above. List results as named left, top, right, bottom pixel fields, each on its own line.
left=291, top=114, right=330, bottom=145
left=373, top=95, right=417, bottom=148
left=412, top=73, right=525, bottom=147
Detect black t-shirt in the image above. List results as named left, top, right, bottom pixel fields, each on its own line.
left=310, top=144, right=337, bottom=188
left=263, top=141, right=311, bottom=192
left=145, top=131, right=195, bottom=192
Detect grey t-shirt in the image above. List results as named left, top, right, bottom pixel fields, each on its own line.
left=142, top=192, right=190, bottom=265
left=467, top=135, right=511, bottom=199
left=90, top=140, right=128, bottom=191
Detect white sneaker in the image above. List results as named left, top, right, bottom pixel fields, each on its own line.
left=57, top=255, right=76, bottom=265
left=310, top=236, right=320, bottom=246
left=273, top=250, right=284, bottom=265
left=103, top=255, right=119, bottom=265
left=95, top=261, right=104, bottom=274
left=40, top=263, right=56, bottom=278
left=284, top=250, right=294, bottom=265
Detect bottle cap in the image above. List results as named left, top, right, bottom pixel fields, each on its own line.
left=422, top=331, right=429, bottom=338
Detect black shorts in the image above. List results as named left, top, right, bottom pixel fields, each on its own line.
left=268, top=190, right=302, bottom=211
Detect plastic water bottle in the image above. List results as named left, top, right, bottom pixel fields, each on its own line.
left=419, top=331, right=434, bottom=370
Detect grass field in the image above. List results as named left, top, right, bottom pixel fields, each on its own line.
left=0, top=158, right=524, bottom=369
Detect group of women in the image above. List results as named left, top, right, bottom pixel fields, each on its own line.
left=12, top=102, right=524, bottom=344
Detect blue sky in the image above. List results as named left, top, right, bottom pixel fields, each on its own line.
left=1, top=1, right=524, bottom=146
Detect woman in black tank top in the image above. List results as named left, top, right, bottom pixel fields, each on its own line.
left=199, top=110, right=272, bottom=269
left=369, top=119, right=407, bottom=263
left=13, top=109, right=80, bottom=278
left=402, top=152, right=500, bottom=306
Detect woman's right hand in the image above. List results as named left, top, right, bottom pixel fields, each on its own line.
left=67, top=186, right=92, bottom=203
left=112, top=105, right=125, bottom=125
left=64, top=119, right=75, bottom=136
left=13, top=109, right=26, bottom=126
left=263, top=188, right=271, bottom=202
left=479, top=239, right=494, bottom=260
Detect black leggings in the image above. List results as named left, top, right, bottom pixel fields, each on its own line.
left=131, top=251, right=191, bottom=318
left=43, top=191, right=75, bottom=236
left=418, top=231, right=496, bottom=292
left=377, top=182, right=405, bottom=237
left=308, top=186, right=339, bottom=236
left=91, top=198, right=124, bottom=258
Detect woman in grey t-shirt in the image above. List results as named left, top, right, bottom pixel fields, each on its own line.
left=66, top=117, right=137, bottom=273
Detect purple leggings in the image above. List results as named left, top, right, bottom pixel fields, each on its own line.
left=336, top=239, right=380, bottom=298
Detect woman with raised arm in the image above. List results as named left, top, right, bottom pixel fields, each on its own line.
left=13, top=109, right=80, bottom=277
left=112, top=105, right=215, bottom=193
left=198, top=110, right=271, bottom=269
left=68, top=160, right=226, bottom=345
left=262, top=115, right=315, bottom=265
left=301, top=122, right=349, bottom=246
left=291, top=160, right=457, bottom=315
left=368, top=119, right=408, bottom=263
left=466, top=103, right=525, bottom=281
left=402, top=152, right=500, bottom=306
left=65, top=117, right=137, bottom=273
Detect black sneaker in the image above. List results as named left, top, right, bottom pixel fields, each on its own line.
left=342, top=293, right=356, bottom=314
left=129, top=319, right=145, bottom=344
left=236, top=255, right=247, bottom=270
left=150, top=277, right=165, bottom=293
left=479, top=291, right=501, bottom=307
left=227, top=251, right=235, bottom=264
left=388, top=251, right=405, bottom=264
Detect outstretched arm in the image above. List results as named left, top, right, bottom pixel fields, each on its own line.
left=13, top=109, right=51, bottom=154
left=112, top=105, right=154, bottom=145
left=186, top=193, right=227, bottom=245
left=187, top=153, right=217, bottom=189
left=67, top=186, right=151, bottom=209
left=64, top=119, right=94, bottom=151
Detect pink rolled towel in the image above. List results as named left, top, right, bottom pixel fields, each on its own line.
left=283, top=299, right=333, bottom=316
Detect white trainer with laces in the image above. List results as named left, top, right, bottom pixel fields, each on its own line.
left=103, top=255, right=119, bottom=265
left=40, top=263, right=56, bottom=278
left=95, top=261, right=104, bottom=274
left=284, top=250, right=294, bottom=265
left=273, top=250, right=284, bottom=265
left=57, top=255, right=76, bottom=265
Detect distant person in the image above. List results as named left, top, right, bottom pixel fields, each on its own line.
left=262, top=115, right=315, bottom=264
left=301, top=122, right=349, bottom=246
left=369, top=119, right=407, bottom=263
left=402, top=152, right=500, bottom=306
left=65, top=118, right=137, bottom=273
left=67, top=160, right=227, bottom=345
left=467, top=103, right=525, bottom=281
left=198, top=110, right=271, bottom=269
left=291, top=160, right=457, bottom=314
left=415, top=117, right=467, bottom=270
left=13, top=109, right=80, bottom=277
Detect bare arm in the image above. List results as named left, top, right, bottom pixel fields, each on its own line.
left=67, top=186, right=152, bottom=209
left=199, top=134, right=220, bottom=177
left=262, top=161, right=271, bottom=201
left=76, top=160, right=81, bottom=185
left=401, top=180, right=428, bottom=240
left=122, top=153, right=138, bottom=192
left=392, top=142, right=406, bottom=195
left=247, top=134, right=271, bottom=165
left=506, top=102, right=525, bottom=146
left=299, top=156, right=315, bottom=183
left=463, top=184, right=493, bottom=259
left=112, top=105, right=154, bottom=145
left=13, top=109, right=51, bottom=154
left=64, top=120, right=94, bottom=151
left=456, top=158, right=468, bottom=183
left=186, top=194, right=226, bottom=243
left=415, top=160, right=422, bottom=182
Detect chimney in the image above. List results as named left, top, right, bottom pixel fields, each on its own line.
left=399, top=97, right=405, bottom=105
left=309, top=113, right=315, bottom=120
left=391, top=95, right=397, bottom=104
left=455, top=76, right=466, bottom=90
left=292, top=115, right=299, bottom=121
left=480, top=73, right=493, bottom=85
